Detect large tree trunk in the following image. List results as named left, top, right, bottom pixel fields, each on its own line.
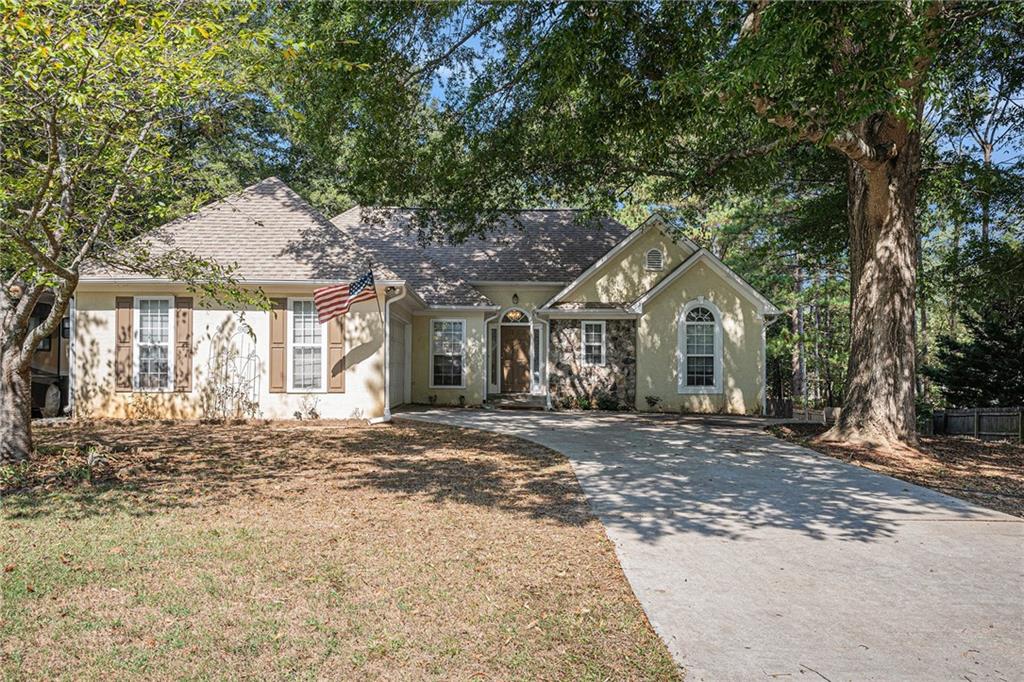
left=825, top=112, right=921, bottom=446
left=0, top=353, right=34, bottom=464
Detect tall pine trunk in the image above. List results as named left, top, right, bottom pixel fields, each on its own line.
left=826, top=112, right=921, bottom=445
left=0, top=352, right=33, bottom=463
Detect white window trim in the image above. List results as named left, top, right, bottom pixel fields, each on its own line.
left=286, top=297, right=328, bottom=393
left=132, top=295, right=175, bottom=393
left=580, top=320, right=606, bottom=367
left=677, top=299, right=723, bottom=394
left=645, top=248, right=664, bottom=271
left=429, top=318, right=467, bottom=389
left=531, top=324, right=544, bottom=394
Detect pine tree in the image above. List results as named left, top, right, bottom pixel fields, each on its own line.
left=927, top=300, right=1024, bottom=407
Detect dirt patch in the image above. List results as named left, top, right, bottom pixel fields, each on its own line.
left=769, top=423, right=1024, bottom=517
left=2, top=419, right=679, bottom=680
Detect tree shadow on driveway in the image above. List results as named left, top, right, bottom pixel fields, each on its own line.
left=396, top=410, right=1005, bottom=544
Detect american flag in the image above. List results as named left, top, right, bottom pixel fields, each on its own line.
left=313, top=271, right=377, bottom=323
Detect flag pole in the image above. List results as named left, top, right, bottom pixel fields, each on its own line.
left=368, top=258, right=385, bottom=326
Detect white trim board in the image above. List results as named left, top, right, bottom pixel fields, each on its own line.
left=534, top=308, right=640, bottom=320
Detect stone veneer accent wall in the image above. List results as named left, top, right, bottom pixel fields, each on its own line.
left=548, top=319, right=636, bottom=409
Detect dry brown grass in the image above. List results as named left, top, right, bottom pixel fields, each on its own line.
left=770, top=423, right=1024, bottom=517
left=1, top=419, right=679, bottom=681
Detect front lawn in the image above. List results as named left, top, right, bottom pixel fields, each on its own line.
left=1, top=420, right=678, bottom=680
left=769, top=423, right=1024, bottom=517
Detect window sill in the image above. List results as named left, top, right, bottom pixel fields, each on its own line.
left=133, top=387, right=175, bottom=394
left=429, top=383, right=467, bottom=390
left=678, top=386, right=723, bottom=395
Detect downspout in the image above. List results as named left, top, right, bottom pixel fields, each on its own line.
left=379, top=285, right=408, bottom=423
left=67, top=294, right=76, bottom=417
left=482, top=310, right=500, bottom=403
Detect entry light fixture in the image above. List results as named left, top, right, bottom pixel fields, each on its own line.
left=512, top=293, right=519, bottom=304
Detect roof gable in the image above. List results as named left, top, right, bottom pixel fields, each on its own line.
left=630, top=249, right=781, bottom=315
left=541, top=214, right=698, bottom=308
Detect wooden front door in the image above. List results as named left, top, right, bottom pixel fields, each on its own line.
left=501, top=326, right=531, bottom=393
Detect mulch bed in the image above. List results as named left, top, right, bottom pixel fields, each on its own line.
left=769, top=423, right=1024, bottom=517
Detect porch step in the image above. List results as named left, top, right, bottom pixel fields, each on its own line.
left=484, top=393, right=547, bottom=411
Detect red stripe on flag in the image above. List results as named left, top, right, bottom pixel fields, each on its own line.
left=313, top=278, right=378, bottom=324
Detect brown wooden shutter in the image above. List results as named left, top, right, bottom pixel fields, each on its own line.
left=174, top=296, right=193, bottom=392
left=327, top=315, right=345, bottom=393
left=269, top=298, right=287, bottom=393
left=114, top=296, right=133, bottom=392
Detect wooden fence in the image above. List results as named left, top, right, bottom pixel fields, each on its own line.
left=931, top=407, right=1023, bottom=444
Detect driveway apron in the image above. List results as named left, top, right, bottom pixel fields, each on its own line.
left=397, top=409, right=1024, bottom=681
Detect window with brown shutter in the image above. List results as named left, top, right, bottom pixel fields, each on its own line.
left=174, top=296, right=193, bottom=392
left=114, top=296, right=133, bottom=392
left=269, top=298, right=287, bottom=393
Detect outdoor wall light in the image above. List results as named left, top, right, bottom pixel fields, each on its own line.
left=512, top=293, right=519, bottom=304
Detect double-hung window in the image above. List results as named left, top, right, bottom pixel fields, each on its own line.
left=581, top=321, right=606, bottom=366
left=679, top=303, right=721, bottom=393
left=135, top=297, right=173, bottom=390
left=431, top=319, right=465, bottom=387
left=290, top=299, right=324, bottom=391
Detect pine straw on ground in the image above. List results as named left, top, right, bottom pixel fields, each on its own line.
left=769, top=423, right=1024, bottom=517
left=1, top=420, right=679, bottom=681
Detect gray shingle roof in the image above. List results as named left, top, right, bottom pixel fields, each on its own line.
left=83, top=177, right=632, bottom=308
left=83, top=177, right=400, bottom=283
left=330, top=207, right=630, bottom=305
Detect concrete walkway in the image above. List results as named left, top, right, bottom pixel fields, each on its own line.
left=397, top=409, right=1024, bottom=681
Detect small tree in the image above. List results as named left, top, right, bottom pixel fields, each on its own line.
left=924, top=242, right=1024, bottom=407
left=0, top=0, right=266, bottom=462
left=926, top=301, right=1024, bottom=407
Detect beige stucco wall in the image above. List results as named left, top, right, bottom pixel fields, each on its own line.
left=410, top=311, right=487, bottom=406
left=564, top=227, right=695, bottom=304
left=74, top=285, right=387, bottom=420
left=634, top=260, right=764, bottom=414
left=472, top=284, right=562, bottom=311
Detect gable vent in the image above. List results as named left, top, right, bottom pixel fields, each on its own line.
left=645, top=248, right=664, bottom=271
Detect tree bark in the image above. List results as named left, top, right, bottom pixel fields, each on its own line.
left=0, top=353, right=33, bottom=464
left=825, top=112, right=921, bottom=446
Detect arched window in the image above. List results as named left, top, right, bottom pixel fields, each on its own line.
left=678, top=301, right=722, bottom=393
left=645, top=248, right=664, bottom=271
left=501, top=308, right=529, bottom=324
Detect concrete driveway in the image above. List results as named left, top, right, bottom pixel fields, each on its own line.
left=397, top=409, right=1024, bottom=681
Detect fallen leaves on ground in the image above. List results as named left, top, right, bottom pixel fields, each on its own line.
left=769, top=423, right=1024, bottom=517
left=2, top=419, right=679, bottom=681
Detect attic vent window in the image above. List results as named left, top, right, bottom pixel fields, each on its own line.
left=645, top=249, right=664, bottom=271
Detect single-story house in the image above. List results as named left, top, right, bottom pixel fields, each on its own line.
left=72, top=177, right=780, bottom=421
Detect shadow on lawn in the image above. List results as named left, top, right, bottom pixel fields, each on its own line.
left=5, top=421, right=590, bottom=526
